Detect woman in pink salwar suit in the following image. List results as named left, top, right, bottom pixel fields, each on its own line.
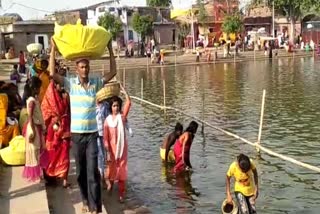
left=104, top=85, right=131, bottom=203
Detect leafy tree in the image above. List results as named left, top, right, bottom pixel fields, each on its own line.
left=222, top=14, right=243, bottom=35
left=147, top=0, right=171, bottom=7
left=197, top=0, right=208, bottom=26
left=98, top=12, right=123, bottom=40
left=132, top=12, right=154, bottom=56
left=132, top=12, right=154, bottom=40
left=178, top=22, right=191, bottom=47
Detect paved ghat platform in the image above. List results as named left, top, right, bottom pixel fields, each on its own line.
left=0, top=165, right=49, bottom=214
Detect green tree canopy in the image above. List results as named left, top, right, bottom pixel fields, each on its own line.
left=97, top=12, right=123, bottom=40
left=222, top=14, right=243, bottom=35
left=197, top=0, right=207, bottom=26
left=132, top=12, right=154, bottom=40
left=147, top=0, right=171, bottom=7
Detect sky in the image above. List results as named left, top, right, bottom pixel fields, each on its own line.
left=0, top=0, right=248, bottom=20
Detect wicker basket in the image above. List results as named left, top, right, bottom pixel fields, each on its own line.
left=27, top=43, right=43, bottom=54
left=96, top=82, right=120, bottom=102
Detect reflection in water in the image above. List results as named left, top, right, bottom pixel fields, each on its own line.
left=161, top=165, right=200, bottom=212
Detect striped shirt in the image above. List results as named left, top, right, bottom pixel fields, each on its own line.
left=65, top=76, right=103, bottom=133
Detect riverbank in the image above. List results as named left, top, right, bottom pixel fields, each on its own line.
left=0, top=49, right=316, bottom=75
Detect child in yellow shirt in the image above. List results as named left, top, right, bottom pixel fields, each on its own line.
left=226, top=154, right=259, bottom=214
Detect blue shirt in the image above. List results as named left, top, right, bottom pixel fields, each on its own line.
left=65, top=75, right=103, bottom=133
left=96, top=100, right=110, bottom=136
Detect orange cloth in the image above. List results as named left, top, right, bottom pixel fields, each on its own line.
left=104, top=100, right=131, bottom=181
left=38, top=71, right=50, bottom=104
left=0, top=123, right=20, bottom=147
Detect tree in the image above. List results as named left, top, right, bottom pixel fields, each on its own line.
left=147, top=0, right=171, bottom=7
left=197, top=0, right=207, bottom=26
left=132, top=12, right=154, bottom=56
left=222, top=14, right=243, bottom=35
left=98, top=12, right=123, bottom=40
left=178, top=22, right=191, bottom=47
left=132, top=12, right=154, bottom=40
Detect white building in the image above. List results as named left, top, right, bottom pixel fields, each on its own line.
left=87, top=1, right=140, bottom=46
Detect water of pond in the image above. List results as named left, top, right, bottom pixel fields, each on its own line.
left=122, top=57, right=320, bottom=214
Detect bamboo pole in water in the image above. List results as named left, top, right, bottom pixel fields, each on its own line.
left=141, top=78, right=144, bottom=99
left=130, top=96, right=320, bottom=174
left=175, top=52, right=177, bottom=67
left=257, top=89, right=266, bottom=153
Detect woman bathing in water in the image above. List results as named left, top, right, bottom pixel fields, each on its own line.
left=160, top=122, right=183, bottom=164
left=173, top=121, right=198, bottom=173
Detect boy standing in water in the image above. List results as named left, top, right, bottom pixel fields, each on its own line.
left=160, top=122, right=183, bottom=164
left=226, top=154, right=259, bottom=214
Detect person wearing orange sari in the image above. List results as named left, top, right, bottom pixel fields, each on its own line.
left=104, top=84, right=131, bottom=203
left=37, top=59, right=50, bottom=104
left=41, top=79, right=71, bottom=187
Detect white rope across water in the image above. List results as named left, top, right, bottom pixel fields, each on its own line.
left=130, top=95, right=320, bottom=174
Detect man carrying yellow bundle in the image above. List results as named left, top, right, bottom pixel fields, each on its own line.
left=49, top=38, right=116, bottom=214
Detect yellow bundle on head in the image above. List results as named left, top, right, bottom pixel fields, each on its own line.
left=53, top=19, right=112, bottom=60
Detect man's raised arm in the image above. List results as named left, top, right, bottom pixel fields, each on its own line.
left=104, top=41, right=117, bottom=84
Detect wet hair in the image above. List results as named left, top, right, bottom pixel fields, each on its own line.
left=174, top=122, right=183, bottom=132
left=237, top=154, right=251, bottom=173
left=108, top=96, right=123, bottom=113
left=186, top=121, right=198, bottom=134
left=22, top=76, right=42, bottom=105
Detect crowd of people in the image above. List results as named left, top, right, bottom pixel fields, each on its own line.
left=0, top=36, right=260, bottom=214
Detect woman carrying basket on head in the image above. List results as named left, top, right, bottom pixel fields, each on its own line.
left=103, top=84, right=131, bottom=203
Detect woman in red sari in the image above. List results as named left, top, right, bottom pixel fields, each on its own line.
left=174, top=121, right=198, bottom=174
left=41, top=79, right=71, bottom=187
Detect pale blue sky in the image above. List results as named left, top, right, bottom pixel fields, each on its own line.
left=0, top=0, right=246, bottom=20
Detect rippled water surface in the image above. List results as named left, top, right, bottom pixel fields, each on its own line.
left=122, top=57, right=320, bottom=213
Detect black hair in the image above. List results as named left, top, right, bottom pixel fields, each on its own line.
left=41, top=59, right=49, bottom=69
left=13, top=64, right=18, bottom=69
left=22, top=76, right=42, bottom=105
left=186, top=121, right=198, bottom=134
left=108, top=96, right=123, bottom=113
left=0, top=81, right=5, bottom=88
left=237, top=154, right=251, bottom=173
left=174, top=122, right=183, bottom=132
left=76, top=59, right=89, bottom=64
